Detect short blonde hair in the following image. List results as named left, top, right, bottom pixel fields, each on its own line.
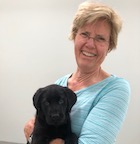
left=69, top=1, right=122, bottom=52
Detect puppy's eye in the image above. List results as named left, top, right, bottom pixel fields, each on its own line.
left=45, top=101, right=49, bottom=106
left=58, top=99, right=64, bottom=105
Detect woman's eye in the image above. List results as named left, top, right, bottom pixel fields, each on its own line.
left=45, top=101, right=49, bottom=106
left=96, top=36, right=106, bottom=42
left=80, top=32, right=88, bottom=38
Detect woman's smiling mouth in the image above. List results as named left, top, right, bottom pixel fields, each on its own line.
left=82, top=50, right=97, bottom=57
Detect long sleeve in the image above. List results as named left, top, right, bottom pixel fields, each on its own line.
left=77, top=78, right=130, bottom=144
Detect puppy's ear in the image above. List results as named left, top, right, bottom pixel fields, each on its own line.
left=64, top=87, right=77, bottom=112
left=33, top=88, right=44, bottom=110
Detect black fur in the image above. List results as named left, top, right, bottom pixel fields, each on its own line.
left=30, top=84, right=78, bottom=144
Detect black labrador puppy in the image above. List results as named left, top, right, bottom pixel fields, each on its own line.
left=30, top=84, right=78, bottom=144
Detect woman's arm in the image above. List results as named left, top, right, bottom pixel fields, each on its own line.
left=49, top=139, right=64, bottom=144
left=24, top=117, right=35, bottom=141
left=78, top=81, right=130, bottom=144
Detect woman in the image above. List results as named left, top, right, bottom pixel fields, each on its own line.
left=24, top=1, right=130, bottom=144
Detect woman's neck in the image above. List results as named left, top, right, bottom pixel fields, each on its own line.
left=68, top=67, right=110, bottom=91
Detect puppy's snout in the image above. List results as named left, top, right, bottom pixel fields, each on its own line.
left=51, top=113, right=60, bottom=120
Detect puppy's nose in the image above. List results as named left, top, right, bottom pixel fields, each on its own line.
left=51, top=113, right=60, bottom=120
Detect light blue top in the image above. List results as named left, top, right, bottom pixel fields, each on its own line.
left=55, top=74, right=131, bottom=144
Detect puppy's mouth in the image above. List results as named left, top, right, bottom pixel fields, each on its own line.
left=46, top=114, right=66, bottom=126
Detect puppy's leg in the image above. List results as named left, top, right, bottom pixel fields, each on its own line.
left=65, top=133, right=78, bottom=144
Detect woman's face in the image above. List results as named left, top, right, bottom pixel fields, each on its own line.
left=74, top=20, right=111, bottom=72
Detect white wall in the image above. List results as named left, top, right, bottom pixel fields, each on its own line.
left=0, top=0, right=139, bottom=143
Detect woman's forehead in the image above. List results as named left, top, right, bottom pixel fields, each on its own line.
left=78, top=20, right=111, bottom=36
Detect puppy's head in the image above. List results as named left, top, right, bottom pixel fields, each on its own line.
left=33, top=84, right=77, bottom=126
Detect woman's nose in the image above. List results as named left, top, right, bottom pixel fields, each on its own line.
left=85, top=37, right=96, bottom=48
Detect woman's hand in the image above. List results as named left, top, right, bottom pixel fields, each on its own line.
left=49, top=139, right=64, bottom=144
left=24, top=117, right=35, bottom=140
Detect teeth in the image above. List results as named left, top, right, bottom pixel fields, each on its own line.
left=82, top=51, right=97, bottom=57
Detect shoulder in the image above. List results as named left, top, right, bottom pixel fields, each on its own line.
left=91, top=75, right=131, bottom=106
left=99, top=75, right=131, bottom=106
left=94, top=75, right=131, bottom=97
left=54, top=74, right=72, bottom=86
left=107, top=75, right=131, bottom=94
